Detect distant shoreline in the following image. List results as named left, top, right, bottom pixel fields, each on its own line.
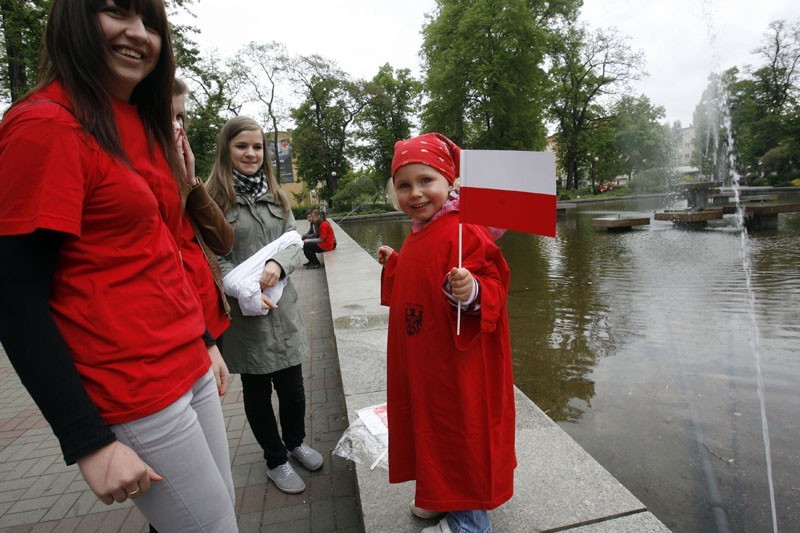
left=331, top=187, right=800, bottom=223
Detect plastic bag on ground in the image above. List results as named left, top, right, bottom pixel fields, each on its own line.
left=333, top=403, right=389, bottom=470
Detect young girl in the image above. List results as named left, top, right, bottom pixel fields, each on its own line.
left=0, top=1, right=236, bottom=531
left=377, top=133, right=516, bottom=533
left=207, top=116, right=323, bottom=494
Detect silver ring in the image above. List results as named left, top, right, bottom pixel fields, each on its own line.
left=127, top=488, right=140, bottom=497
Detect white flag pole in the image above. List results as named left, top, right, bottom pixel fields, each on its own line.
left=457, top=222, right=462, bottom=335
left=457, top=150, right=466, bottom=336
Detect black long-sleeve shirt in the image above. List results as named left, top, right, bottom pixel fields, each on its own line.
left=0, top=231, right=115, bottom=464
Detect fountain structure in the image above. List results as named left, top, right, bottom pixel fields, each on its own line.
left=591, top=213, right=650, bottom=231
left=654, top=181, right=800, bottom=230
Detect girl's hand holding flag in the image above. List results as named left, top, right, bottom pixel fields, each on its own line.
left=447, top=267, right=475, bottom=302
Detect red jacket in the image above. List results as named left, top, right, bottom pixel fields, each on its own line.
left=380, top=212, right=516, bottom=511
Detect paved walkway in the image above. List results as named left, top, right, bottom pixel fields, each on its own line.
left=0, top=249, right=363, bottom=532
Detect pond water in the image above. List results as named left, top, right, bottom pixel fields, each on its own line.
left=339, top=194, right=800, bottom=533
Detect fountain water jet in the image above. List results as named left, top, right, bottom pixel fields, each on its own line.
left=721, top=93, right=779, bottom=533
left=705, top=1, right=779, bottom=529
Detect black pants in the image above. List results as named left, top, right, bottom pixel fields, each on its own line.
left=241, top=365, right=306, bottom=469
left=303, top=242, right=324, bottom=265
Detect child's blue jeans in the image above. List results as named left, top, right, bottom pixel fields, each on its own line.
left=446, top=510, right=492, bottom=533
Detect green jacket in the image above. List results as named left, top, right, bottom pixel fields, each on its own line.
left=217, top=191, right=308, bottom=375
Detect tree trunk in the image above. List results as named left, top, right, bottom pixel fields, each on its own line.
left=271, top=128, right=281, bottom=181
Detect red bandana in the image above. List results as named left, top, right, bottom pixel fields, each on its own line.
left=391, top=133, right=461, bottom=184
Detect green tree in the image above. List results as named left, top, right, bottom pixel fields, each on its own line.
left=421, top=0, right=579, bottom=149
left=165, top=0, right=201, bottom=72
left=166, top=2, right=247, bottom=179
left=694, top=20, right=800, bottom=184
left=290, top=55, right=367, bottom=207
left=583, top=117, right=624, bottom=189
left=775, top=104, right=800, bottom=179
left=751, top=19, right=800, bottom=115
left=610, top=95, right=671, bottom=178
left=0, top=0, right=48, bottom=103
left=330, top=168, right=381, bottom=211
left=181, top=53, right=241, bottom=178
left=549, top=24, right=645, bottom=189
left=726, top=73, right=781, bottom=176
left=729, top=20, right=800, bottom=180
left=356, top=64, right=421, bottom=191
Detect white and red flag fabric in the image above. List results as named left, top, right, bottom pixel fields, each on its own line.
left=459, top=150, right=557, bottom=237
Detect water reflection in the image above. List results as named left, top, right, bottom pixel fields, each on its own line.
left=503, top=229, right=602, bottom=422
left=340, top=194, right=800, bottom=533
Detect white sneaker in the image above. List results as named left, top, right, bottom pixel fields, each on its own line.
left=410, top=498, right=444, bottom=519
left=267, top=462, right=305, bottom=493
left=290, top=443, right=324, bottom=471
left=421, top=517, right=453, bottom=533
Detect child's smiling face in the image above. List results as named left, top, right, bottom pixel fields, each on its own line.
left=393, top=163, right=451, bottom=222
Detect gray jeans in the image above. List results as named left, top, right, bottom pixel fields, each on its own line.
left=110, top=369, right=237, bottom=532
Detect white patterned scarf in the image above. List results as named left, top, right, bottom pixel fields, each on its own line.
left=233, top=168, right=269, bottom=200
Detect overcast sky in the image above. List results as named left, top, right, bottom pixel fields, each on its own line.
left=176, top=0, right=799, bottom=127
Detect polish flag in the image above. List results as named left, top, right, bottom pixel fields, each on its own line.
left=459, top=150, right=557, bottom=237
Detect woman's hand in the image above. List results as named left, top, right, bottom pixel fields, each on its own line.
left=448, top=267, right=475, bottom=302
left=176, top=128, right=198, bottom=187
left=207, top=344, right=230, bottom=396
left=77, top=441, right=163, bottom=504
left=259, top=260, right=282, bottom=290
left=260, top=294, right=278, bottom=310
left=377, top=246, right=394, bottom=265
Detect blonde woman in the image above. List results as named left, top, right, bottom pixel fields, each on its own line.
left=207, top=117, right=323, bottom=494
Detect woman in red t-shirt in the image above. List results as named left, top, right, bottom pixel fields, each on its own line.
left=0, top=1, right=236, bottom=531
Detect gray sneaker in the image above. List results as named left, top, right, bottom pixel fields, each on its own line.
left=290, top=443, right=324, bottom=471
left=410, top=498, right=444, bottom=519
left=421, top=517, right=453, bottom=533
left=267, top=462, right=305, bottom=493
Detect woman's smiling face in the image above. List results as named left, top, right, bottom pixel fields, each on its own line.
left=229, top=129, right=265, bottom=176
left=97, top=0, right=162, bottom=101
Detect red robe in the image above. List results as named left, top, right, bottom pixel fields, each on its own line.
left=381, top=211, right=516, bottom=511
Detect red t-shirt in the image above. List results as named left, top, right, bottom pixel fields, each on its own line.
left=114, top=99, right=229, bottom=340
left=0, top=83, right=209, bottom=425
left=317, top=219, right=336, bottom=251
left=114, top=99, right=183, bottom=242
left=179, top=216, right=230, bottom=339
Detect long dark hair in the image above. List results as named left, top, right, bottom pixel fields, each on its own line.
left=16, top=0, right=180, bottom=178
left=206, top=116, right=289, bottom=215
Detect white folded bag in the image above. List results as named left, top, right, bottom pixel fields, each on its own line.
left=222, top=231, right=303, bottom=316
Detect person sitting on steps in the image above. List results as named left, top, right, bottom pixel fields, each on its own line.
left=302, top=209, right=317, bottom=240
left=302, top=208, right=336, bottom=269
